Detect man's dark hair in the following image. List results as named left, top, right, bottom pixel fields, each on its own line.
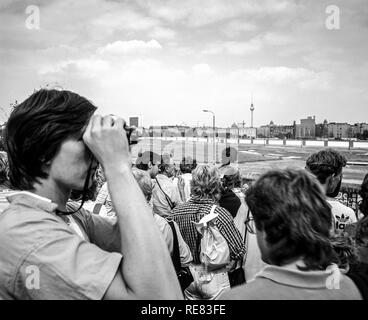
left=306, top=149, right=347, bottom=184
left=5, top=89, right=97, bottom=190
left=221, top=168, right=242, bottom=191
left=135, top=151, right=160, bottom=171
left=245, top=169, right=336, bottom=270
left=180, top=156, right=197, bottom=174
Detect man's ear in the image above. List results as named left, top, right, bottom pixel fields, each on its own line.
left=325, top=174, right=337, bottom=192
left=331, top=172, right=341, bottom=183
left=325, top=175, right=333, bottom=186
left=148, top=162, right=153, bottom=169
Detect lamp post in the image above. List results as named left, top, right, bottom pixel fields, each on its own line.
left=203, top=109, right=216, bottom=164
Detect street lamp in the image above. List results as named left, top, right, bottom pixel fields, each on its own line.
left=203, top=109, right=216, bottom=164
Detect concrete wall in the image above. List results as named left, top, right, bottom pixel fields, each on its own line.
left=154, top=137, right=368, bottom=149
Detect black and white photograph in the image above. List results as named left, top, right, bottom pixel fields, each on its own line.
left=0, top=0, right=367, bottom=307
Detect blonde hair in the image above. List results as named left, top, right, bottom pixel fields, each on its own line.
left=191, top=164, right=221, bottom=200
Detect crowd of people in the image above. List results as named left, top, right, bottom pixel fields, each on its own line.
left=0, top=89, right=368, bottom=300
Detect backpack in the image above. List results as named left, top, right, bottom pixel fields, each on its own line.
left=193, top=205, right=230, bottom=271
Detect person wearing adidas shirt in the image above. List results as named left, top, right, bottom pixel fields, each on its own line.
left=306, top=149, right=357, bottom=234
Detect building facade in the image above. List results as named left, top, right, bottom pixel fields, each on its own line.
left=328, top=123, right=352, bottom=139
left=295, top=116, right=316, bottom=138
left=257, top=121, right=295, bottom=139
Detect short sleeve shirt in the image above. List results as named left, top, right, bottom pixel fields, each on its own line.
left=0, top=192, right=122, bottom=300
left=328, top=199, right=357, bottom=234
left=220, top=264, right=362, bottom=300
left=0, top=189, right=16, bottom=213
left=152, top=174, right=182, bottom=217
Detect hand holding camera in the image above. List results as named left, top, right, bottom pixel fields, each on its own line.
left=83, top=114, right=133, bottom=172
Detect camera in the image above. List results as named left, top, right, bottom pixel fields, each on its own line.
left=110, top=114, right=139, bottom=145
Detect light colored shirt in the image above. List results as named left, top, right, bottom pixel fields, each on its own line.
left=328, top=198, right=357, bottom=234
left=153, top=214, right=192, bottom=266
left=174, top=173, right=192, bottom=202
left=220, top=264, right=362, bottom=300
left=152, top=174, right=182, bottom=217
left=68, top=215, right=87, bottom=241
left=232, top=200, right=266, bottom=281
left=243, top=232, right=267, bottom=282
left=0, top=189, right=15, bottom=213
left=0, top=191, right=122, bottom=300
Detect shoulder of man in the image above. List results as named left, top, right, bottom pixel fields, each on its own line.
left=1, top=201, right=62, bottom=231
left=219, top=277, right=272, bottom=300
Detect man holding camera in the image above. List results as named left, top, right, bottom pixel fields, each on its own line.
left=0, top=89, right=182, bottom=300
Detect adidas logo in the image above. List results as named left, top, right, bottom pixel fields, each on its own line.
left=335, top=214, right=349, bottom=230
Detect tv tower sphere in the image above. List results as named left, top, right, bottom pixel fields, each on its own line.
left=250, top=94, right=255, bottom=128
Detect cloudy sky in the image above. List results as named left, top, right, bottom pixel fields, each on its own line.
left=0, top=0, right=367, bottom=127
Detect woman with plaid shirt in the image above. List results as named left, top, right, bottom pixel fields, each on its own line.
left=172, top=165, right=246, bottom=266
left=172, top=165, right=246, bottom=264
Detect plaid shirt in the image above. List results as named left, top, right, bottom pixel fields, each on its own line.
left=171, top=197, right=246, bottom=264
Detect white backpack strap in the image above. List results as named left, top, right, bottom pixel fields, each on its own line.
left=210, top=204, right=217, bottom=215
left=193, top=204, right=218, bottom=232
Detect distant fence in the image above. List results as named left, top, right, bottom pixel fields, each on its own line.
left=148, top=136, right=368, bottom=149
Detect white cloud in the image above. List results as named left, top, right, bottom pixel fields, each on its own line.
left=36, top=54, right=333, bottom=126
left=139, top=0, right=295, bottom=27
left=203, top=39, right=262, bottom=55
left=39, top=58, right=110, bottom=77
left=227, top=66, right=332, bottom=90
left=222, top=20, right=258, bottom=37
left=96, top=40, right=162, bottom=55
left=148, top=27, right=176, bottom=40
left=0, top=0, right=15, bottom=10
left=262, top=32, right=292, bottom=46
left=192, top=63, right=213, bottom=76
left=0, top=0, right=367, bottom=126
left=90, top=9, right=160, bottom=33
left=203, top=32, right=292, bottom=56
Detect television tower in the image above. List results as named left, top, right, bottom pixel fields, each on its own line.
left=250, top=92, right=255, bottom=128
